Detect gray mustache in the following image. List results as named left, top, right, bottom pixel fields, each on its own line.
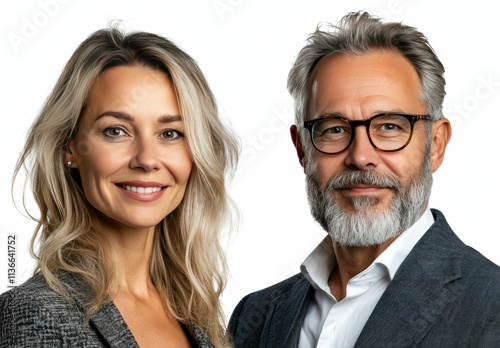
left=326, top=170, right=401, bottom=191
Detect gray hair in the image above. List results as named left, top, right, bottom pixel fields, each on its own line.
left=288, top=10, right=446, bottom=132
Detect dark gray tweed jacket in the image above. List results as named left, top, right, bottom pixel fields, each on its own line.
left=0, top=272, right=213, bottom=347
left=229, top=209, right=500, bottom=347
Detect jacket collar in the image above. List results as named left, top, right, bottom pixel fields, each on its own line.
left=354, top=209, right=463, bottom=347
left=58, top=273, right=138, bottom=347
left=259, top=209, right=463, bottom=348
left=185, top=322, right=215, bottom=348
left=60, top=273, right=213, bottom=347
left=259, top=274, right=314, bottom=348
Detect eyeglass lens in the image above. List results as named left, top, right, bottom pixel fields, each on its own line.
left=312, top=114, right=413, bottom=153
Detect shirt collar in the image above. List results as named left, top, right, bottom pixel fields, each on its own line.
left=301, top=207, right=434, bottom=291
left=300, top=236, right=337, bottom=292
left=374, top=207, right=434, bottom=279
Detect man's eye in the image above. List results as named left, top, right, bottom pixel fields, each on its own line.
left=326, top=127, right=344, bottom=134
left=321, top=126, right=349, bottom=136
left=381, top=123, right=400, bottom=131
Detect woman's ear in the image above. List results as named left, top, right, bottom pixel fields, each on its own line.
left=430, top=118, right=452, bottom=172
left=63, top=142, right=77, bottom=168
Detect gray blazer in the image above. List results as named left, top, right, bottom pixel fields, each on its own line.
left=0, top=272, right=213, bottom=347
left=229, top=209, right=500, bottom=347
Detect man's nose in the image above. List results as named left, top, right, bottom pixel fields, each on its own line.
left=344, top=126, right=380, bottom=170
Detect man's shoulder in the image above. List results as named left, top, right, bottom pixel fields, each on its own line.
left=229, top=273, right=312, bottom=346
left=456, top=243, right=500, bottom=301
left=427, top=209, right=500, bottom=277
left=460, top=243, right=500, bottom=273
left=403, top=209, right=500, bottom=309
left=245, top=273, right=309, bottom=300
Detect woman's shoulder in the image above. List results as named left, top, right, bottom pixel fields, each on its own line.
left=0, top=273, right=88, bottom=344
left=0, top=274, right=84, bottom=323
left=2, top=274, right=52, bottom=305
left=0, top=273, right=79, bottom=311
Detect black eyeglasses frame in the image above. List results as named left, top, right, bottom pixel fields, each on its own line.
left=303, top=113, right=432, bottom=154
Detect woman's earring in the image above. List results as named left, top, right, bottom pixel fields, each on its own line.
left=66, top=161, right=72, bottom=167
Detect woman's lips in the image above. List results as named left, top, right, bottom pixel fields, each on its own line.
left=120, top=185, right=162, bottom=194
left=115, top=181, right=167, bottom=201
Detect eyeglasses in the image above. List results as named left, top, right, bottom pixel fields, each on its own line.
left=303, top=113, right=432, bottom=154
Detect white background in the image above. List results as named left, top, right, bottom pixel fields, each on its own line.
left=1, top=0, right=499, bottom=320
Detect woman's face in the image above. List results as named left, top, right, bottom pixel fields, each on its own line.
left=66, top=65, right=192, bottom=231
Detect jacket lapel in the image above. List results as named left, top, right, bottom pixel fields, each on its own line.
left=89, top=301, right=139, bottom=347
left=185, top=322, right=214, bottom=348
left=261, top=275, right=314, bottom=348
left=355, top=210, right=463, bottom=347
left=61, top=274, right=215, bottom=347
left=60, top=273, right=139, bottom=347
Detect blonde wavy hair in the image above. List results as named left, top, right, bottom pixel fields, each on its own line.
left=13, top=27, right=239, bottom=347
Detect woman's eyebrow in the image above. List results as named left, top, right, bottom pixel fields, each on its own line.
left=95, top=111, right=134, bottom=122
left=94, top=112, right=183, bottom=123
left=158, top=114, right=183, bottom=123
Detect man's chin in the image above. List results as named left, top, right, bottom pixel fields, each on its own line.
left=338, top=195, right=386, bottom=213
left=324, top=204, right=403, bottom=247
left=327, top=228, right=401, bottom=248
left=329, top=230, right=401, bottom=248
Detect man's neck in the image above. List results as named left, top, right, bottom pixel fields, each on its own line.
left=327, top=236, right=397, bottom=300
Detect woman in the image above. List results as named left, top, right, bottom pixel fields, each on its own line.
left=0, top=27, right=238, bottom=347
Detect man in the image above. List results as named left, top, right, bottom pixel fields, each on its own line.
left=229, top=11, right=500, bottom=347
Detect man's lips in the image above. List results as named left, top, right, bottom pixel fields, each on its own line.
left=338, top=184, right=390, bottom=194
left=324, top=170, right=400, bottom=198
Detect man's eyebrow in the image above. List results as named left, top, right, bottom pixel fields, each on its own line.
left=95, top=112, right=183, bottom=123
left=320, top=111, right=345, bottom=118
left=318, top=109, right=409, bottom=119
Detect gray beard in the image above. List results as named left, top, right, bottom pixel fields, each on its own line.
left=305, top=156, right=433, bottom=247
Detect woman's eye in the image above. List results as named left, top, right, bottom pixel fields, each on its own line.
left=161, top=129, right=184, bottom=140
left=102, top=127, right=126, bottom=137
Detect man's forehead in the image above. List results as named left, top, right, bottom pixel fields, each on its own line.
left=306, top=50, right=423, bottom=118
left=310, top=49, right=417, bottom=82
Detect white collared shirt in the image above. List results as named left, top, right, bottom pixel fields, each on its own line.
left=298, top=208, right=435, bottom=348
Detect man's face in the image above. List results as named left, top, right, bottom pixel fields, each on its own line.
left=295, top=50, right=442, bottom=247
